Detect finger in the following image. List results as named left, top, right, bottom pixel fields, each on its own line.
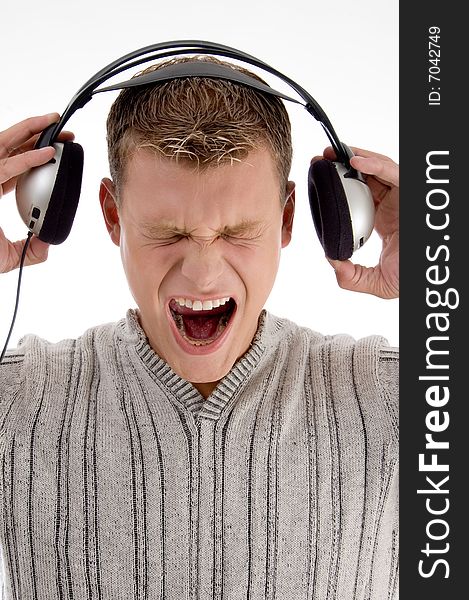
left=321, top=146, right=338, bottom=161
left=349, top=155, right=399, bottom=188
left=0, top=146, right=55, bottom=187
left=0, top=113, right=60, bottom=157
left=310, top=146, right=338, bottom=164
left=0, top=232, right=50, bottom=273
left=327, top=258, right=398, bottom=299
left=23, top=236, right=50, bottom=267
left=56, top=130, right=75, bottom=142
left=347, top=146, right=398, bottom=161
left=13, top=129, right=75, bottom=155
left=12, top=236, right=50, bottom=269
left=313, top=146, right=399, bottom=164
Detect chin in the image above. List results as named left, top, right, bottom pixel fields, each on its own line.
left=172, top=354, right=235, bottom=383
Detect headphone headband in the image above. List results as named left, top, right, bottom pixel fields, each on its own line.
left=37, top=39, right=350, bottom=165
left=95, top=61, right=303, bottom=104
left=16, top=39, right=376, bottom=261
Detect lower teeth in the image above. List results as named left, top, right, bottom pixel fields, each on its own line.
left=173, top=313, right=230, bottom=346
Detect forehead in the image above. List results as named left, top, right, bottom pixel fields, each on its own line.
left=119, top=146, right=282, bottom=226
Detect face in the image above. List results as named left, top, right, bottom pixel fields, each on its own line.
left=99, top=146, right=295, bottom=397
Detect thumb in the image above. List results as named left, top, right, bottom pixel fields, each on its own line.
left=326, top=258, right=377, bottom=295
left=26, top=236, right=50, bottom=265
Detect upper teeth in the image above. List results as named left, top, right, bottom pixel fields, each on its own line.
left=174, top=297, right=231, bottom=311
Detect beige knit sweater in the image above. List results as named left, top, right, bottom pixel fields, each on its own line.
left=0, top=309, right=398, bottom=599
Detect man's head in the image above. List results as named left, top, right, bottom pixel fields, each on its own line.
left=99, top=55, right=295, bottom=397
left=106, top=55, right=293, bottom=204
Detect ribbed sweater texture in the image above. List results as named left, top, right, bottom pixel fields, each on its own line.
left=0, top=309, right=398, bottom=599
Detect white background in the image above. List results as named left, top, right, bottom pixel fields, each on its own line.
left=0, top=0, right=399, bottom=350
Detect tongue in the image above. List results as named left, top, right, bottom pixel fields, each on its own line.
left=183, top=314, right=222, bottom=339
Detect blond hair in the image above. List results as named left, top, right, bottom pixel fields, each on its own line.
left=106, top=55, right=292, bottom=205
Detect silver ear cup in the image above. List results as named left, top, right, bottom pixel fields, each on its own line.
left=16, top=143, right=65, bottom=237
left=16, top=141, right=83, bottom=245
left=308, top=159, right=375, bottom=260
left=334, top=163, right=375, bottom=252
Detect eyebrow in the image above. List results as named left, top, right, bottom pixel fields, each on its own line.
left=140, top=222, right=186, bottom=237
left=140, top=219, right=264, bottom=237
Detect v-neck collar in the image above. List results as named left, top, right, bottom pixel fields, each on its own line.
left=118, top=308, right=277, bottom=419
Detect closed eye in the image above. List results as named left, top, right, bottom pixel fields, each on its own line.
left=143, top=234, right=187, bottom=246
left=221, top=233, right=261, bottom=243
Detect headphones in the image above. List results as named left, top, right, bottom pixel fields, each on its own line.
left=15, top=40, right=375, bottom=260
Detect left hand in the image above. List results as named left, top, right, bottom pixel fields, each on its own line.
left=315, top=146, right=399, bottom=299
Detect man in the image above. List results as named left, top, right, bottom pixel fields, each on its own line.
left=0, top=56, right=398, bottom=599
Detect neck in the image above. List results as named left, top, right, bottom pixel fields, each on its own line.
left=192, top=380, right=220, bottom=399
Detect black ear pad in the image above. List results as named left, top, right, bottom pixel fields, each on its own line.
left=39, top=141, right=84, bottom=245
left=308, top=159, right=354, bottom=260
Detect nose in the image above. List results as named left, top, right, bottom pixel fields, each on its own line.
left=180, top=240, right=225, bottom=290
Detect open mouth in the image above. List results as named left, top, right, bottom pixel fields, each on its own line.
left=168, top=297, right=237, bottom=346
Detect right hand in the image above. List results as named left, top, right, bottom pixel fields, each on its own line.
left=0, top=113, right=74, bottom=273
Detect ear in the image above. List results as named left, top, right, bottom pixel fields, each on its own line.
left=99, top=177, right=121, bottom=246
left=281, top=181, right=295, bottom=248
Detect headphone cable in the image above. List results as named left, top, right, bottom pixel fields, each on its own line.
left=0, top=231, right=33, bottom=364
